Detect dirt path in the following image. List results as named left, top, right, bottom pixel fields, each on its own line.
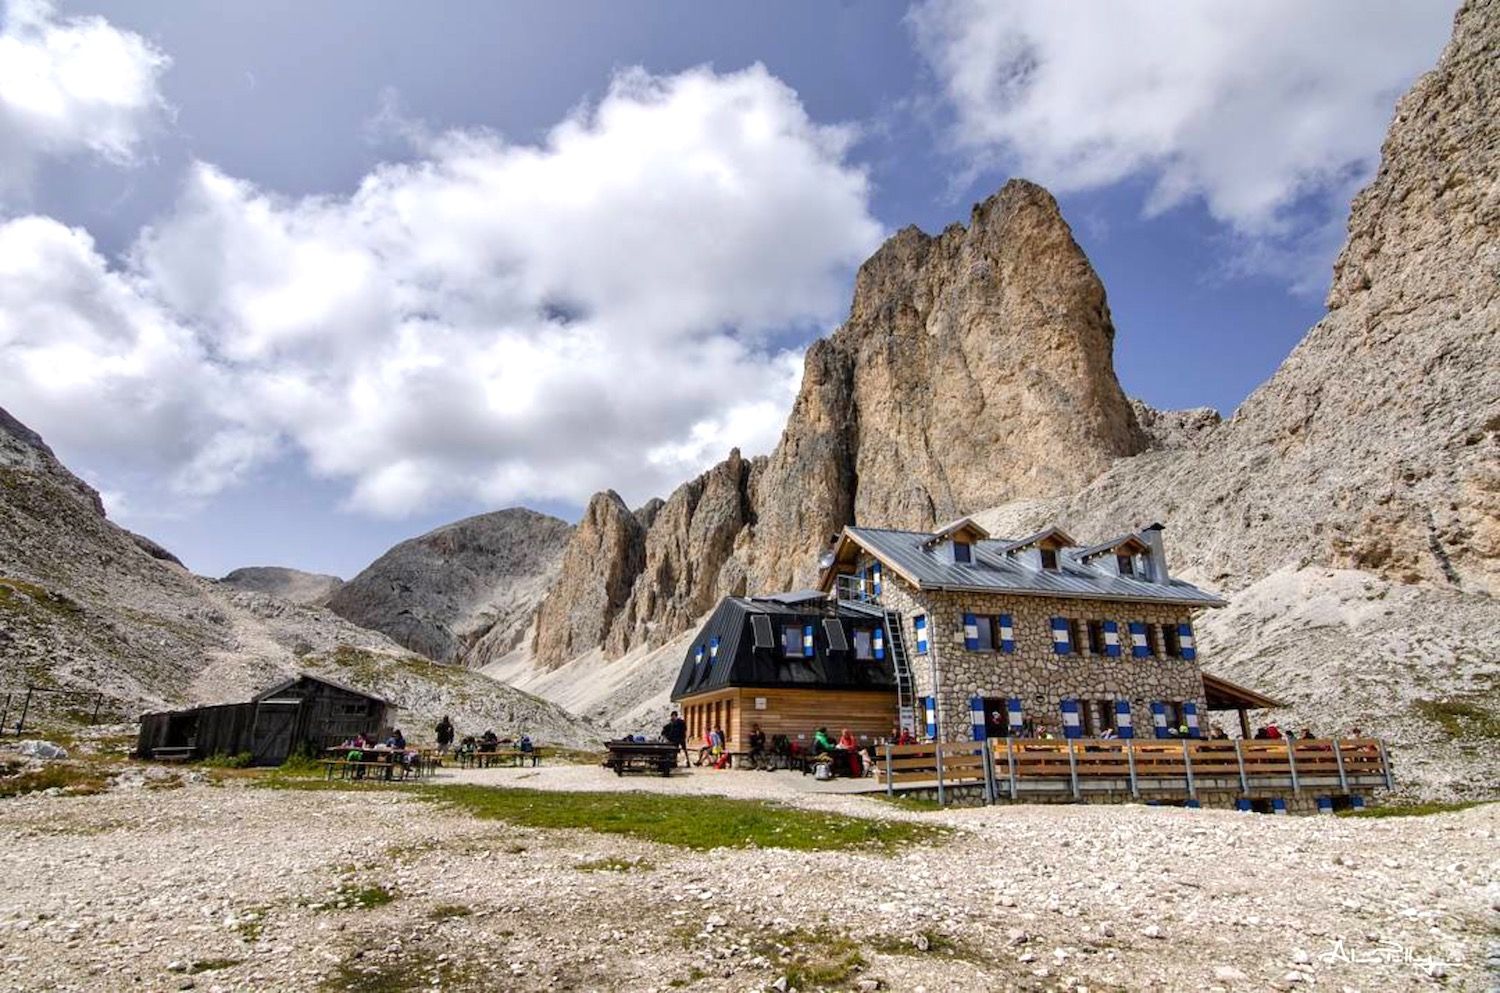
left=0, top=780, right=1492, bottom=992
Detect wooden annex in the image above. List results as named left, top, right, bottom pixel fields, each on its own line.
left=135, top=674, right=394, bottom=766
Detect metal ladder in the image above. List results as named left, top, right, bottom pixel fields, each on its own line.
left=883, top=610, right=916, bottom=733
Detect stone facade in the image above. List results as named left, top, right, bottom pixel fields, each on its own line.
left=874, top=570, right=1208, bottom=740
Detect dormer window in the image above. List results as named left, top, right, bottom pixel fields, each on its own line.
left=953, top=541, right=972, bottom=564
left=1040, top=547, right=1059, bottom=571
left=1116, top=554, right=1134, bottom=576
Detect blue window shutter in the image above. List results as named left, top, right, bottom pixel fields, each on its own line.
left=802, top=624, right=814, bottom=658
left=1114, top=699, right=1134, bottom=738
left=1235, top=798, right=1253, bottom=812
left=1006, top=697, right=1024, bottom=734
left=969, top=696, right=986, bottom=741
left=963, top=612, right=979, bottom=650
left=1050, top=617, right=1071, bottom=655
left=998, top=614, right=1015, bottom=653
left=1272, top=798, right=1288, bottom=815
left=1130, top=621, right=1150, bottom=658
left=914, top=615, right=928, bottom=654
left=924, top=696, right=937, bottom=739
left=1060, top=698, right=1082, bottom=738
left=1179, top=622, right=1196, bottom=660
left=694, top=645, right=705, bottom=666
left=1183, top=701, right=1200, bottom=738
left=1150, top=701, right=1168, bottom=738
left=1103, top=620, right=1121, bottom=657
left=872, top=561, right=882, bottom=596
left=873, top=626, right=885, bottom=660
left=708, top=636, right=719, bottom=660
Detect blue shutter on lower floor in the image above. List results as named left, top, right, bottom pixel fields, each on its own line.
left=1114, top=699, right=1134, bottom=738
left=924, top=696, right=937, bottom=739
left=1103, top=620, right=1121, bottom=657
left=1179, top=622, right=1196, bottom=660
left=1130, top=621, right=1150, bottom=658
left=873, top=626, right=885, bottom=660
left=998, top=614, right=1015, bottom=653
left=913, top=615, right=928, bottom=654
left=1151, top=701, right=1169, bottom=738
left=969, top=696, right=986, bottom=741
left=1050, top=617, right=1071, bottom=654
left=1060, top=698, right=1083, bottom=739
left=802, top=624, right=814, bottom=658
left=1007, top=697, right=1024, bottom=735
left=963, top=613, right=979, bottom=650
left=872, top=561, right=882, bottom=597
left=1183, top=701, right=1200, bottom=738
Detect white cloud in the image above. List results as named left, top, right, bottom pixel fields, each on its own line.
left=0, top=0, right=170, bottom=198
left=1, top=64, right=880, bottom=517
left=909, top=0, right=1454, bottom=281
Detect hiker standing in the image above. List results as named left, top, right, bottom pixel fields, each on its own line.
left=435, top=715, right=455, bottom=755
left=662, top=710, right=689, bottom=766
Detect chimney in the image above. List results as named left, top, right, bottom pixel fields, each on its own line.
left=1141, top=522, right=1170, bottom=584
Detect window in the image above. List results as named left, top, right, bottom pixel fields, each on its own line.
left=1144, top=623, right=1161, bottom=657
left=1162, top=624, right=1182, bottom=658
left=782, top=624, right=803, bottom=657
left=853, top=629, right=874, bottom=660
left=1066, top=618, right=1083, bottom=655
left=1087, top=620, right=1106, bottom=656
left=973, top=615, right=995, bottom=651
left=1116, top=554, right=1135, bottom=576
left=1086, top=700, right=1118, bottom=736
left=1040, top=547, right=1059, bottom=570
left=953, top=540, right=972, bottom=564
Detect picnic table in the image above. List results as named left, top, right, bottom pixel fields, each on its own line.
left=321, top=748, right=433, bottom=782
left=456, top=748, right=546, bottom=769
left=603, top=740, right=677, bottom=777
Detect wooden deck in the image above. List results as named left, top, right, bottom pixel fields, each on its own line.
left=875, top=738, right=1391, bottom=808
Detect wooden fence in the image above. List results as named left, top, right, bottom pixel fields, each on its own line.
left=876, top=737, right=1391, bottom=805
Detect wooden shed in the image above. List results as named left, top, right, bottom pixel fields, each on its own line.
left=135, top=674, right=395, bottom=766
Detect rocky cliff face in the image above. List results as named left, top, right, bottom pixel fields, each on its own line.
left=532, top=181, right=1143, bottom=666
left=0, top=406, right=599, bottom=745
left=328, top=508, right=572, bottom=666
left=218, top=566, right=344, bottom=606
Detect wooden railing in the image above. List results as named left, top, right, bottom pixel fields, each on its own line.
left=875, top=738, right=1391, bottom=803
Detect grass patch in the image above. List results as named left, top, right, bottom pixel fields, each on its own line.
left=1339, top=799, right=1492, bottom=819
left=0, top=761, right=109, bottom=798
left=198, top=751, right=254, bottom=769
left=426, top=784, right=946, bottom=853
left=757, top=929, right=867, bottom=990
left=186, top=958, right=241, bottom=975
left=322, top=949, right=480, bottom=993
left=233, top=907, right=270, bottom=942
left=1413, top=697, right=1500, bottom=742
left=303, top=883, right=397, bottom=912
left=576, top=856, right=653, bottom=873
left=427, top=904, right=472, bottom=921
left=869, top=793, right=944, bottom=813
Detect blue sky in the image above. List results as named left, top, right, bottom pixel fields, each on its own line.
left=0, top=1, right=1457, bottom=577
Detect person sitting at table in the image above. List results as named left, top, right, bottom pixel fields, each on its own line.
left=480, top=729, right=499, bottom=750
left=710, top=725, right=729, bottom=769
left=747, top=723, right=767, bottom=769
left=694, top=730, right=715, bottom=767
left=387, top=728, right=406, bottom=750
left=518, top=734, right=534, bottom=756
left=813, top=727, right=834, bottom=756
left=836, top=728, right=863, bottom=777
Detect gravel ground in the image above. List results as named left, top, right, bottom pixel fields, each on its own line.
left=0, top=773, right=1493, bottom=993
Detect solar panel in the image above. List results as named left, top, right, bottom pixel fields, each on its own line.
left=822, top=618, right=849, bottom=652
left=751, top=614, right=775, bottom=650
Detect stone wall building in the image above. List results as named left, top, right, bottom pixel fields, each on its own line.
left=816, top=518, right=1252, bottom=741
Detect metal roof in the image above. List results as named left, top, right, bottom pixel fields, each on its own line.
left=252, top=672, right=393, bottom=706
left=840, top=526, right=1227, bottom=607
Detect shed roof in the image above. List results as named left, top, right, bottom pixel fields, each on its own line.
left=251, top=673, right=392, bottom=707
left=829, top=526, right=1226, bottom=607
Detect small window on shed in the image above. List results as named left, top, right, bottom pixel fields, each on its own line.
left=953, top=540, right=972, bottom=564
left=1117, top=554, right=1135, bottom=576
left=853, top=629, right=874, bottom=660
left=1040, top=547, right=1060, bottom=570
left=782, top=624, right=802, bottom=657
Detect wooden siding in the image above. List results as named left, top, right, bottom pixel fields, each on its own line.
left=679, top=686, right=897, bottom=752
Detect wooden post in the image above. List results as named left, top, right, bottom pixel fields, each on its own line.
left=1125, top=739, right=1139, bottom=798
left=1237, top=707, right=1251, bottom=740
left=1181, top=739, right=1196, bottom=800
left=884, top=743, right=893, bottom=798
left=1006, top=737, right=1018, bottom=800
left=16, top=687, right=32, bottom=735
left=1376, top=739, right=1394, bottom=790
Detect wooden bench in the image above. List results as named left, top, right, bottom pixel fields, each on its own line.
left=603, top=740, right=676, bottom=776
left=151, top=746, right=195, bottom=763
left=321, top=757, right=426, bottom=782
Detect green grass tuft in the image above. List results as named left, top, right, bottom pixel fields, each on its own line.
left=575, top=856, right=654, bottom=873
left=1413, top=696, right=1500, bottom=742
left=1339, top=799, right=1492, bottom=819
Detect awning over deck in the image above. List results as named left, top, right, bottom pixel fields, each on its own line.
left=1203, top=672, right=1285, bottom=710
